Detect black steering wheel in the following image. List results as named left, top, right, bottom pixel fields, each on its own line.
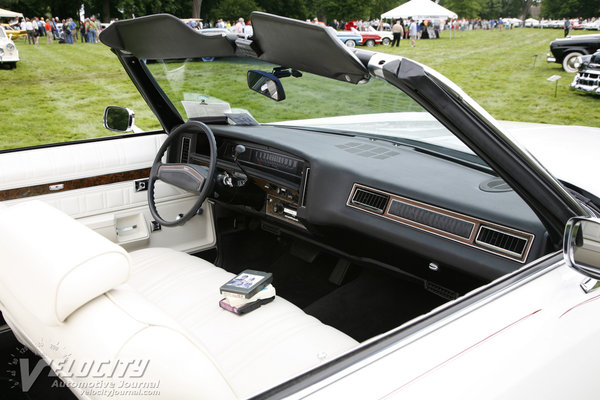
left=148, top=121, right=217, bottom=227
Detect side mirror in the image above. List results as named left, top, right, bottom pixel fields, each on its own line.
left=563, top=217, right=600, bottom=280
left=103, top=106, right=135, bottom=132
left=247, top=70, right=286, bottom=101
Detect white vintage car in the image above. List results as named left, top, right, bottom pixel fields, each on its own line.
left=0, top=25, right=19, bottom=69
left=1, top=12, right=600, bottom=400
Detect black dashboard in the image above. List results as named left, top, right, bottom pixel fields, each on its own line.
left=175, top=124, right=550, bottom=281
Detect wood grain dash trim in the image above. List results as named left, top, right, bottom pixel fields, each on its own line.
left=0, top=168, right=151, bottom=201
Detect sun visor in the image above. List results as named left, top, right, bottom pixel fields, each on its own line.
left=100, top=14, right=236, bottom=59
left=250, top=12, right=369, bottom=84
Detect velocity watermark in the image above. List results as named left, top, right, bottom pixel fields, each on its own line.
left=8, top=347, right=160, bottom=396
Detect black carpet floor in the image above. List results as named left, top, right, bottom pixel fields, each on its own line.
left=209, top=223, right=448, bottom=342
left=305, top=268, right=446, bottom=342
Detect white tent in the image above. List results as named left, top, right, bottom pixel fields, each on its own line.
left=381, top=0, right=457, bottom=20
left=0, top=8, right=23, bottom=18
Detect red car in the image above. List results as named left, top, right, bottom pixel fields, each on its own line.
left=349, top=27, right=390, bottom=47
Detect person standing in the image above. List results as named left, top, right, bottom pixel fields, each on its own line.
left=391, top=20, right=403, bottom=47
left=80, top=19, right=87, bottom=42
left=409, top=18, right=417, bottom=47
left=32, top=17, right=40, bottom=44
left=564, top=19, right=571, bottom=37
left=244, top=20, right=253, bottom=38
left=50, top=17, right=59, bottom=40
left=25, top=18, right=34, bottom=45
left=45, top=18, right=53, bottom=43
left=37, top=18, right=46, bottom=39
left=64, top=18, right=74, bottom=44
left=88, top=17, right=97, bottom=43
left=234, top=18, right=244, bottom=34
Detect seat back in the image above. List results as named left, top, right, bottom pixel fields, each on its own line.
left=0, top=201, right=237, bottom=399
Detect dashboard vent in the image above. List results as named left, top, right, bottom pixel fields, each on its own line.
left=475, top=226, right=527, bottom=257
left=351, top=188, right=389, bottom=214
left=388, top=200, right=474, bottom=239
left=336, top=142, right=400, bottom=160
left=180, top=137, right=191, bottom=163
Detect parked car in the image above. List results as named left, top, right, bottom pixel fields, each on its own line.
left=547, top=33, right=600, bottom=73
left=0, top=23, right=26, bottom=39
left=524, top=18, right=539, bottom=28
left=0, top=26, right=19, bottom=69
left=570, top=50, right=600, bottom=95
left=583, top=20, right=600, bottom=30
left=350, top=27, right=385, bottom=46
left=570, top=19, right=583, bottom=30
left=367, top=26, right=393, bottom=45
left=335, top=30, right=362, bottom=47
left=2, top=12, right=600, bottom=400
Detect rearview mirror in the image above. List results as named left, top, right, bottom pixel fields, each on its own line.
left=103, top=106, right=135, bottom=132
left=247, top=70, right=286, bottom=101
left=564, top=217, right=600, bottom=280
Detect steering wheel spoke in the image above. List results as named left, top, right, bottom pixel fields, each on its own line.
left=157, top=163, right=209, bottom=194
left=148, top=121, right=217, bottom=227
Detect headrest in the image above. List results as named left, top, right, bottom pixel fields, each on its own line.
left=0, top=201, right=130, bottom=325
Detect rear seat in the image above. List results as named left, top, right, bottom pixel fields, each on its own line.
left=0, top=201, right=357, bottom=399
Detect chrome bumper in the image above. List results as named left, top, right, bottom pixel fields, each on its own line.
left=546, top=53, right=556, bottom=63
left=570, top=70, right=600, bottom=94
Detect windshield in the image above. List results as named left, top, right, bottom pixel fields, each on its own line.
left=146, top=56, right=476, bottom=157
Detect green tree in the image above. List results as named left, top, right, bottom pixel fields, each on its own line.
left=212, top=0, right=260, bottom=22
left=256, top=0, right=310, bottom=20
left=441, top=0, right=481, bottom=19
left=542, top=0, right=600, bottom=19
left=319, top=0, right=375, bottom=22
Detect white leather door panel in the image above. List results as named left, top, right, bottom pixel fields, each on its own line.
left=0, top=133, right=216, bottom=254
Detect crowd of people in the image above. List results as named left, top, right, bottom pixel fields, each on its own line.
left=7, top=13, right=597, bottom=49
left=5, top=16, right=103, bottom=45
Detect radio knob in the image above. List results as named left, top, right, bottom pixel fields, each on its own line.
left=273, top=204, right=284, bottom=214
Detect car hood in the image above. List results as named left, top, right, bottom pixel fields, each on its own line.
left=500, top=121, right=600, bottom=199
left=552, top=34, right=600, bottom=45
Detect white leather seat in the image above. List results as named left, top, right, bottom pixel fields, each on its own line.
left=0, top=201, right=357, bottom=399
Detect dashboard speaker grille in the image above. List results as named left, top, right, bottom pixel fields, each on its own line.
left=476, top=226, right=527, bottom=257
left=388, top=200, right=474, bottom=239
left=351, top=188, right=389, bottom=214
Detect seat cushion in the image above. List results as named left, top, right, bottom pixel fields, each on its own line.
left=128, top=247, right=358, bottom=398
left=0, top=200, right=130, bottom=326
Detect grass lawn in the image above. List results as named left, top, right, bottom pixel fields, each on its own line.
left=378, top=28, right=599, bottom=126
left=0, top=28, right=597, bottom=150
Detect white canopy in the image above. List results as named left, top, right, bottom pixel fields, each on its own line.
left=381, top=0, right=457, bottom=20
left=0, top=8, right=23, bottom=18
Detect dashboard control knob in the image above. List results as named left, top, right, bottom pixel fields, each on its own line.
left=273, top=204, right=284, bottom=214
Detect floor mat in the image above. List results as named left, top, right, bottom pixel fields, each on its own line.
left=267, top=252, right=339, bottom=309
left=304, top=268, right=447, bottom=342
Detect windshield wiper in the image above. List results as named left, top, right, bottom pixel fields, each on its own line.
left=561, top=180, right=600, bottom=216
left=268, top=124, right=355, bottom=137
left=356, top=133, right=494, bottom=175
